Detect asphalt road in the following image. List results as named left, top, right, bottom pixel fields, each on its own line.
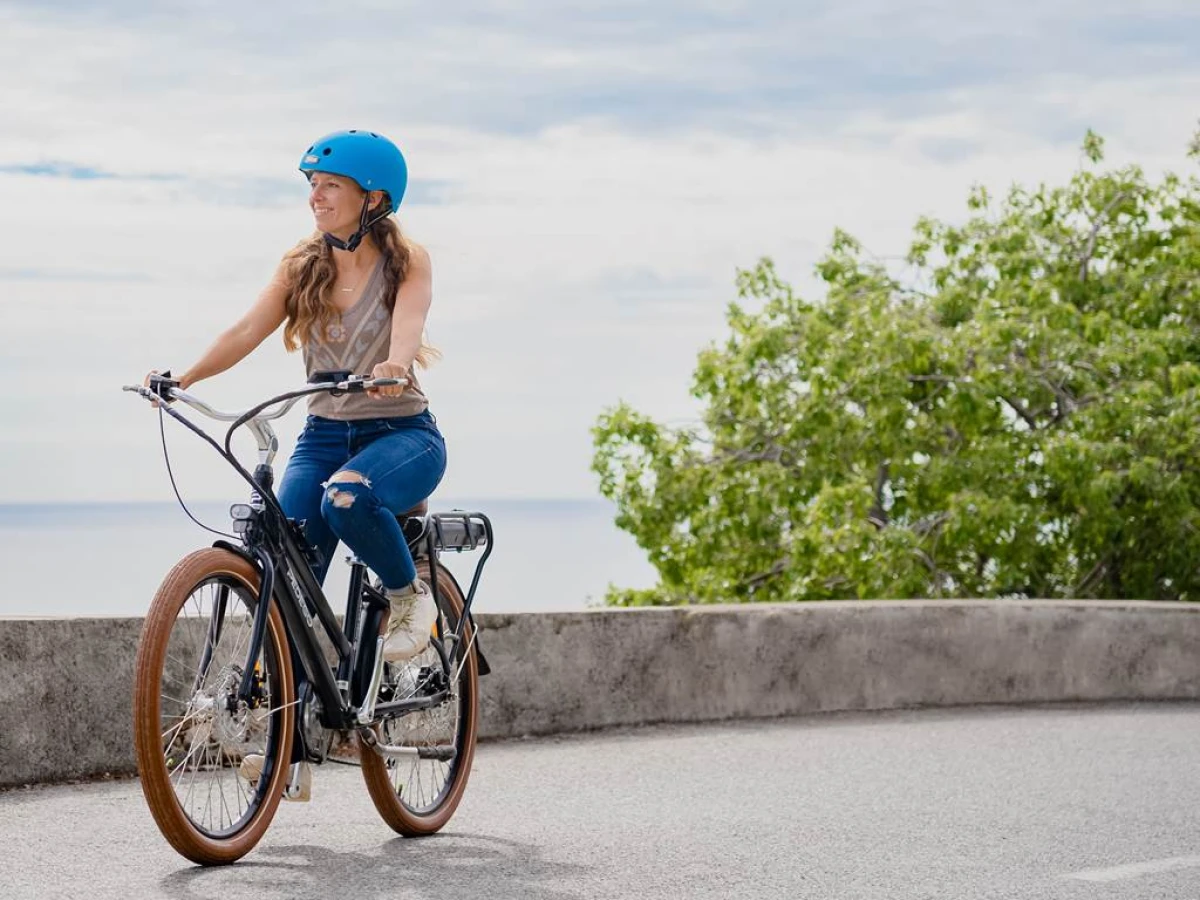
left=3, top=703, right=1200, bottom=900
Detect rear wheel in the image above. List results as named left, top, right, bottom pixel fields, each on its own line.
left=360, top=559, right=480, bottom=835
left=133, top=548, right=295, bottom=865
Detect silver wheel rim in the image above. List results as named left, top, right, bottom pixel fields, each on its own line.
left=158, top=578, right=275, bottom=837
left=377, top=622, right=464, bottom=813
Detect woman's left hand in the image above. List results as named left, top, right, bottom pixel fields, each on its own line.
left=368, top=360, right=410, bottom=398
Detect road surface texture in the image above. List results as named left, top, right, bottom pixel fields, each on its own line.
left=3, top=703, right=1199, bottom=899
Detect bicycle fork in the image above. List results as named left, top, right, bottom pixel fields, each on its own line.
left=236, top=547, right=276, bottom=707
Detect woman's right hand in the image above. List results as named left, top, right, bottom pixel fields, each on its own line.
left=143, top=369, right=180, bottom=405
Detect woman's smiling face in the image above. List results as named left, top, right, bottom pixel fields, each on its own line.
left=308, top=172, right=364, bottom=235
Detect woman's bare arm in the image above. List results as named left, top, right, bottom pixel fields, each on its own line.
left=387, top=244, right=433, bottom=370
left=369, top=245, right=433, bottom=396
left=178, top=263, right=291, bottom=389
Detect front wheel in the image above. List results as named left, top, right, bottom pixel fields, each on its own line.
left=360, top=559, right=480, bottom=835
left=133, top=548, right=295, bottom=865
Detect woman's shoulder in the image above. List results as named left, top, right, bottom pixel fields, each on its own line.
left=405, top=238, right=431, bottom=271
left=276, top=233, right=323, bottom=285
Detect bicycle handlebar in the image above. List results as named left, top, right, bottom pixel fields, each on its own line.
left=123, top=383, right=305, bottom=422
left=122, top=374, right=407, bottom=420
left=122, top=374, right=410, bottom=468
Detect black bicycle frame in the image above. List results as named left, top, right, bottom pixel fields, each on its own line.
left=216, top=492, right=444, bottom=729
left=139, top=379, right=491, bottom=732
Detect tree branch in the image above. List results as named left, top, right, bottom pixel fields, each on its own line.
left=1037, top=375, right=1078, bottom=423
left=715, top=446, right=785, bottom=465
left=868, top=462, right=890, bottom=529
left=1079, top=190, right=1130, bottom=282
left=912, top=511, right=950, bottom=537
left=1073, top=554, right=1110, bottom=598
left=1000, top=394, right=1039, bottom=430
left=743, top=559, right=788, bottom=591
left=912, top=548, right=942, bottom=590
left=942, top=425, right=964, bottom=451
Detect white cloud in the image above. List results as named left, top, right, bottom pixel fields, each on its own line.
left=2, top=2, right=1199, bottom=503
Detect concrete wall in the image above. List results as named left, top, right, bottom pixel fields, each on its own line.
left=2, top=600, right=1199, bottom=787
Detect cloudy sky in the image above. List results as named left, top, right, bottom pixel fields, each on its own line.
left=2, top=0, right=1198, bottom=504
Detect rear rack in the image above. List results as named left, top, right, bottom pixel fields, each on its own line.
left=401, top=510, right=493, bottom=675
left=430, top=511, right=489, bottom=553
left=399, top=510, right=490, bottom=555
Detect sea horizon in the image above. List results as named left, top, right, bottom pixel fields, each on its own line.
left=0, top=495, right=659, bottom=618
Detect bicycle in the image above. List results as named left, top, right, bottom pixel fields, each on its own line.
left=123, top=372, right=493, bottom=866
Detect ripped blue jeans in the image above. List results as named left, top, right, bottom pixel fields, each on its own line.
left=276, top=411, right=447, bottom=590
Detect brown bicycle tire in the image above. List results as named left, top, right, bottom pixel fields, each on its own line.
left=132, top=547, right=295, bottom=865
left=360, top=559, right=480, bottom=835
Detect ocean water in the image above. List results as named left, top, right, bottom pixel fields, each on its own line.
left=0, top=499, right=659, bottom=618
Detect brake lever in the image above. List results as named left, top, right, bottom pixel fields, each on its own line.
left=148, top=371, right=181, bottom=402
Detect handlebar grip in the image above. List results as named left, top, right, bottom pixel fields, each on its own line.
left=149, top=371, right=180, bottom=401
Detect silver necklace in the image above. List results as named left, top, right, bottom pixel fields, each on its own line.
left=337, top=263, right=371, bottom=293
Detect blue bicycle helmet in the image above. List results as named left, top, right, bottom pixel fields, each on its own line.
left=299, top=129, right=408, bottom=251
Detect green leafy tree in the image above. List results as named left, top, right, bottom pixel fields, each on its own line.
left=592, top=131, right=1200, bottom=604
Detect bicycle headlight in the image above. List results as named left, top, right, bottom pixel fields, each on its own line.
left=230, top=504, right=255, bottom=534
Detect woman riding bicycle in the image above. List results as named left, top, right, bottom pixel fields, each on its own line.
left=148, top=129, right=444, bottom=666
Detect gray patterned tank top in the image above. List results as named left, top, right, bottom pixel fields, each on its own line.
left=302, top=257, right=429, bottom=420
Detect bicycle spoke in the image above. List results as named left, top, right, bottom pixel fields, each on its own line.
left=374, top=638, right=461, bottom=813
left=218, top=762, right=233, bottom=830
left=148, top=569, right=289, bottom=839
left=160, top=708, right=204, bottom=745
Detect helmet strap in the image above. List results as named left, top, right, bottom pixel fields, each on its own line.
left=322, top=194, right=390, bottom=252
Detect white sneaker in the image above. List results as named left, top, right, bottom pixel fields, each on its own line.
left=383, top=579, right=438, bottom=662
left=239, top=754, right=312, bottom=802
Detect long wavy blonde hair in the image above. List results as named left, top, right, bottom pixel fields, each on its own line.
left=280, top=204, right=440, bottom=368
